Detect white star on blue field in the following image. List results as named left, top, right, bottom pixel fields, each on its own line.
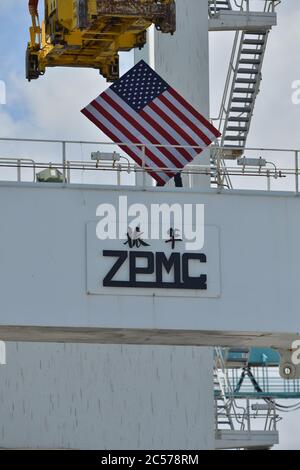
left=111, top=61, right=168, bottom=111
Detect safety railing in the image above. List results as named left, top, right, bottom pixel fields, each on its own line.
left=0, top=137, right=299, bottom=193
left=215, top=347, right=248, bottom=430
left=0, top=157, right=36, bottom=182
left=214, top=349, right=281, bottom=432
left=235, top=1, right=280, bottom=13
left=227, top=368, right=300, bottom=397
left=215, top=396, right=280, bottom=432
left=239, top=1, right=281, bottom=13
left=209, top=0, right=280, bottom=17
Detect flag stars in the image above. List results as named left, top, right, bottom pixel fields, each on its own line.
left=111, top=61, right=169, bottom=112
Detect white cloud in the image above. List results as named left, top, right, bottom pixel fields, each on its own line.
left=0, top=52, right=134, bottom=186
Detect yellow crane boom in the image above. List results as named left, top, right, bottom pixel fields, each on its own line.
left=26, top=0, right=176, bottom=82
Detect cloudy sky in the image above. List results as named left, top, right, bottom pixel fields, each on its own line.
left=0, top=1, right=299, bottom=187
left=0, top=0, right=299, bottom=450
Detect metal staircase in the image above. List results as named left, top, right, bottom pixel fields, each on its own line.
left=209, top=1, right=268, bottom=187
left=214, top=367, right=235, bottom=429
left=214, top=347, right=281, bottom=449
left=219, top=29, right=269, bottom=158
left=214, top=347, right=237, bottom=430
left=209, top=0, right=232, bottom=17
left=210, top=0, right=279, bottom=161
left=209, top=1, right=278, bottom=186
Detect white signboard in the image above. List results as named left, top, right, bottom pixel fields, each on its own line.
left=86, top=223, right=221, bottom=298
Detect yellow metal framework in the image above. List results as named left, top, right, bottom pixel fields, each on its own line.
left=26, top=0, right=176, bottom=82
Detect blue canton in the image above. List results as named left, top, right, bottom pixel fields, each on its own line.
left=110, top=60, right=169, bottom=112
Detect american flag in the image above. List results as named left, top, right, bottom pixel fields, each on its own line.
left=81, top=60, right=221, bottom=186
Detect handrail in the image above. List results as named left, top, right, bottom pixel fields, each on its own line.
left=0, top=157, right=36, bottom=182
left=0, top=138, right=299, bottom=193
left=214, top=348, right=281, bottom=432
left=1, top=137, right=300, bottom=153
left=227, top=369, right=300, bottom=395
left=215, top=347, right=247, bottom=428
left=209, top=1, right=280, bottom=18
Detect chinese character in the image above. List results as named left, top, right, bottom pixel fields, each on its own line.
left=165, top=228, right=183, bottom=250
left=124, top=226, right=150, bottom=248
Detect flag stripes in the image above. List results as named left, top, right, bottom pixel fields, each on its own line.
left=82, top=60, right=221, bottom=185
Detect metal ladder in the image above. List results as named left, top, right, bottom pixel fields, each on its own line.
left=214, top=347, right=235, bottom=430
left=209, top=0, right=234, bottom=188
left=219, top=29, right=270, bottom=158
left=210, top=1, right=278, bottom=181
left=208, top=0, right=232, bottom=17
left=214, top=368, right=235, bottom=429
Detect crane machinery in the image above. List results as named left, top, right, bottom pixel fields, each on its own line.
left=26, top=0, right=176, bottom=83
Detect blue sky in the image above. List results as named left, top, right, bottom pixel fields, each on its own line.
left=0, top=1, right=300, bottom=147
left=0, top=0, right=298, bottom=153
left=0, top=1, right=133, bottom=139
left=0, top=4, right=30, bottom=119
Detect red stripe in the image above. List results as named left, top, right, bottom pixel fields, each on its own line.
left=81, top=108, right=166, bottom=185
left=101, top=92, right=183, bottom=169
left=168, top=88, right=221, bottom=138
left=159, top=94, right=212, bottom=146
left=139, top=109, right=193, bottom=163
left=90, top=100, right=175, bottom=179
left=148, top=100, right=202, bottom=151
